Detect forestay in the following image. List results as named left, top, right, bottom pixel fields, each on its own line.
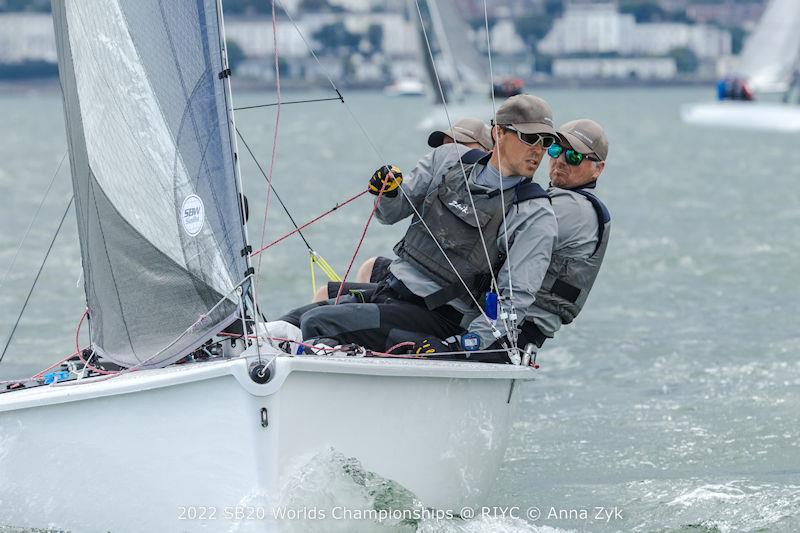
left=735, top=0, right=800, bottom=94
left=52, top=0, right=248, bottom=368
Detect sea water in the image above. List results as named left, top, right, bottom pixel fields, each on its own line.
left=1, top=85, right=799, bottom=532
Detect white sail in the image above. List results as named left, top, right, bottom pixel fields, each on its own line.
left=736, top=0, right=800, bottom=94
left=411, top=0, right=487, bottom=103
left=430, top=0, right=487, bottom=96
left=52, top=0, right=249, bottom=368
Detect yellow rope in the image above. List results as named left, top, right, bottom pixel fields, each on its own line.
left=309, top=251, right=340, bottom=298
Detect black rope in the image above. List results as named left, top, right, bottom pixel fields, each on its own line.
left=235, top=127, right=313, bottom=251
left=234, top=96, right=343, bottom=112
left=0, top=195, right=74, bottom=366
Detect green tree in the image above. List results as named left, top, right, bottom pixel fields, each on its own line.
left=669, top=47, right=699, bottom=73
left=727, top=26, right=746, bottom=55
left=366, top=23, right=383, bottom=54
left=226, top=40, right=246, bottom=72
left=619, top=0, right=667, bottom=23
left=312, top=22, right=361, bottom=55
left=0, top=0, right=50, bottom=12
left=298, top=0, right=344, bottom=13
left=514, top=15, right=555, bottom=50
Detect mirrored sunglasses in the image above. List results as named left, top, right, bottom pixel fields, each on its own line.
left=547, top=143, right=599, bottom=166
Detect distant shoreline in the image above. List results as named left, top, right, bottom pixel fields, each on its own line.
left=0, top=75, right=717, bottom=95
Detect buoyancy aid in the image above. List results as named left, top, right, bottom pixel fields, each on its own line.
left=394, top=150, right=549, bottom=310
left=534, top=186, right=610, bottom=324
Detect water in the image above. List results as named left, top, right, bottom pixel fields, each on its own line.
left=1, top=84, right=799, bottom=532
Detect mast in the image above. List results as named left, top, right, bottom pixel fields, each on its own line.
left=214, top=0, right=261, bottom=335
left=426, top=0, right=464, bottom=102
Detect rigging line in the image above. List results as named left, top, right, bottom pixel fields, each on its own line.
left=333, top=177, right=389, bottom=305
left=0, top=195, right=74, bottom=366
left=215, top=0, right=269, bottom=358
left=52, top=274, right=254, bottom=387
left=414, top=0, right=503, bottom=307
left=253, top=0, right=283, bottom=308
left=234, top=96, right=343, bottom=111
left=0, top=150, right=67, bottom=292
left=274, top=0, right=384, bottom=161
left=483, top=0, right=517, bottom=349
left=251, top=189, right=368, bottom=256
left=275, top=0, right=497, bottom=331
left=235, top=127, right=312, bottom=251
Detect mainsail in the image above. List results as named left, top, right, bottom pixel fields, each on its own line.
left=52, top=0, right=249, bottom=368
left=413, top=0, right=487, bottom=103
left=736, top=0, right=800, bottom=94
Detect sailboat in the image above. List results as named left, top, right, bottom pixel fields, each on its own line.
left=392, top=0, right=486, bottom=104
left=681, top=0, right=800, bottom=131
left=0, top=0, right=533, bottom=530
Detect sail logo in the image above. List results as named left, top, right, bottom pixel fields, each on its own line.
left=448, top=199, right=469, bottom=214
left=182, top=195, right=205, bottom=236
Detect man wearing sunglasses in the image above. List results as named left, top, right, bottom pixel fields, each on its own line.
left=519, top=119, right=611, bottom=351
left=277, top=95, right=559, bottom=361
left=328, top=118, right=611, bottom=358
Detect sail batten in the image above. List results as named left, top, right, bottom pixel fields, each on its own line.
left=52, top=0, right=248, bottom=368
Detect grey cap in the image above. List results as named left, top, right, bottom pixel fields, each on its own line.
left=494, top=94, right=555, bottom=135
left=557, top=119, right=609, bottom=161
left=428, top=117, right=494, bottom=151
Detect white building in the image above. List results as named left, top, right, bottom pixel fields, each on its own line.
left=626, top=23, right=731, bottom=59
left=552, top=57, right=678, bottom=80
left=0, top=14, right=56, bottom=63
left=539, top=2, right=731, bottom=61
left=538, top=3, right=635, bottom=55
left=225, top=18, right=311, bottom=59
left=224, top=13, right=417, bottom=60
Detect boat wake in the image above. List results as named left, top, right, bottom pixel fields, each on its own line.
left=227, top=448, right=571, bottom=533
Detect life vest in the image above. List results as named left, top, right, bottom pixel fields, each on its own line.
left=394, top=149, right=549, bottom=309
left=534, top=186, right=610, bottom=324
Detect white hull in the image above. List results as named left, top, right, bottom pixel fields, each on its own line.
left=383, top=79, right=426, bottom=97
left=0, top=351, right=532, bottom=531
left=681, top=101, right=800, bottom=132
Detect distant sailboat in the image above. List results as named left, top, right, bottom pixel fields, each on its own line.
left=681, top=0, right=800, bottom=131
left=397, top=0, right=487, bottom=104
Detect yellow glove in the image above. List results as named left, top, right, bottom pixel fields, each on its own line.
left=414, top=338, right=448, bottom=355
left=368, top=165, right=403, bottom=197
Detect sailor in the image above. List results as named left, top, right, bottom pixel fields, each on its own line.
left=279, top=94, right=559, bottom=360
left=340, top=119, right=612, bottom=354
left=312, top=116, right=495, bottom=303
left=426, top=116, right=495, bottom=152
left=522, top=119, right=611, bottom=349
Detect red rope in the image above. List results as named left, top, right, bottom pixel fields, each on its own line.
left=333, top=176, right=391, bottom=304
left=74, top=308, right=118, bottom=375
left=253, top=0, right=282, bottom=278
left=31, top=351, right=79, bottom=379
left=218, top=332, right=426, bottom=359
left=250, top=189, right=369, bottom=256
left=384, top=341, right=416, bottom=354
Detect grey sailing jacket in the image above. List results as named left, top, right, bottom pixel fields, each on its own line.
left=528, top=186, right=610, bottom=337
left=376, top=144, right=557, bottom=349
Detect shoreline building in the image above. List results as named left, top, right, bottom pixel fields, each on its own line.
left=539, top=2, right=732, bottom=80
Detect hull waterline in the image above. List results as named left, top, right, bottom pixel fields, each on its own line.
left=681, top=101, right=800, bottom=132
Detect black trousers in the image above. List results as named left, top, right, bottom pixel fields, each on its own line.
left=279, top=278, right=465, bottom=353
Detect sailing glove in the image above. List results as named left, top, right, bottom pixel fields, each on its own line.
left=414, top=337, right=450, bottom=355
left=368, top=165, right=403, bottom=197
